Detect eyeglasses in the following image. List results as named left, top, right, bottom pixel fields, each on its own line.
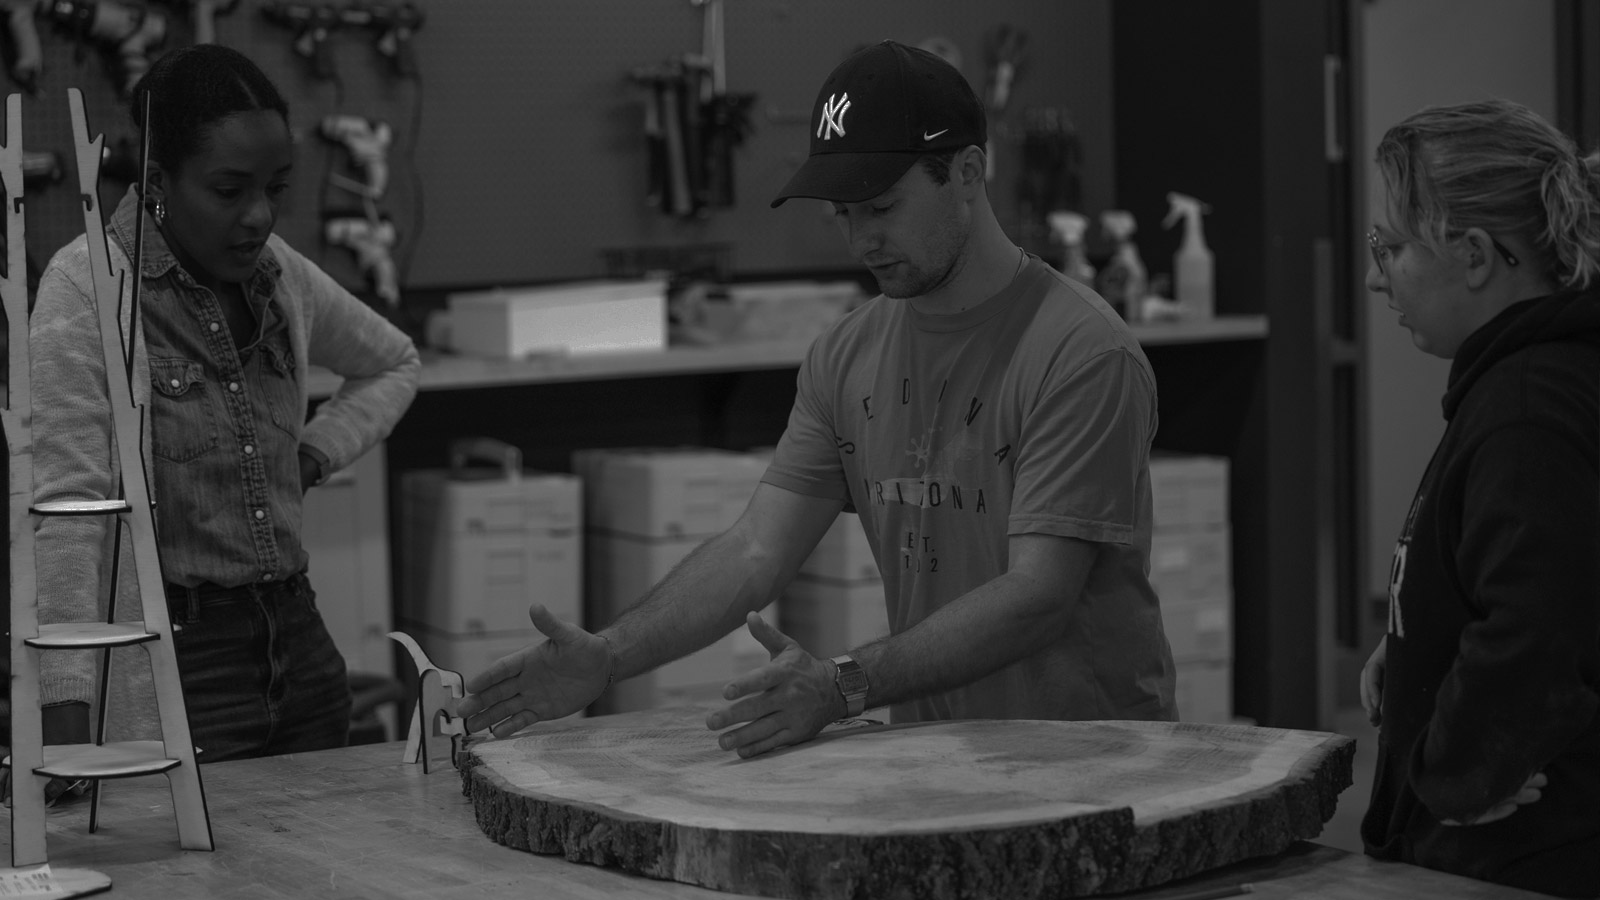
left=1367, top=227, right=1519, bottom=275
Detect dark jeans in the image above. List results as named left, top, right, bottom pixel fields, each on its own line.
left=167, top=572, right=351, bottom=763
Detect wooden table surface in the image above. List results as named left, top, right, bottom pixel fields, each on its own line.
left=0, top=739, right=1551, bottom=900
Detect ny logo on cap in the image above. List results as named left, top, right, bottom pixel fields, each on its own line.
left=817, top=92, right=850, bottom=140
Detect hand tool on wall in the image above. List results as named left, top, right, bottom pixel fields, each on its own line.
left=3, top=0, right=43, bottom=92
left=626, top=1, right=754, bottom=219
left=629, top=62, right=695, bottom=218
left=983, top=23, right=1027, bottom=114
left=150, top=0, right=238, bottom=45
left=388, top=631, right=466, bottom=773
left=324, top=213, right=398, bottom=307
left=21, top=147, right=60, bottom=183
left=320, top=112, right=390, bottom=199
left=1016, top=106, right=1081, bottom=248
left=982, top=23, right=1028, bottom=182
left=43, top=0, right=168, bottom=97
left=352, top=0, right=421, bottom=79
left=260, top=0, right=338, bottom=80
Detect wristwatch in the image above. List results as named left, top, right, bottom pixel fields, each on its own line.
left=830, top=654, right=870, bottom=718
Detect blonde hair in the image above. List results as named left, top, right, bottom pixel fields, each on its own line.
left=1375, top=98, right=1600, bottom=289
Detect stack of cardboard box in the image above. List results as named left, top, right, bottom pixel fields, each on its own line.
left=783, top=514, right=889, bottom=657
left=1147, top=453, right=1234, bottom=723
left=782, top=513, right=891, bottom=718
left=395, top=465, right=583, bottom=681
left=575, top=447, right=774, bottom=714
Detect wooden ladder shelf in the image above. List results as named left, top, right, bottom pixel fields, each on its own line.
left=3, top=88, right=213, bottom=869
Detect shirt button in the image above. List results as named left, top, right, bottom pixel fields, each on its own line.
left=243, top=444, right=254, bottom=455
left=229, top=382, right=240, bottom=393
left=209, top=322, right=220, bottom=333
left=169, top=379, right=180, bottom=388
left=254, top=509, right=265, bottom=520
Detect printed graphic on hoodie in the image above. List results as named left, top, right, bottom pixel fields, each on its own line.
left=1387, top=489, right=1424, bottom=640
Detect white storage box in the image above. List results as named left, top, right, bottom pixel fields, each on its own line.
left=1148, top=525, right=1232, bottom=607
left=1150, top=453, right=1230, bottom=530
left=573, top=447, right=767, bottom=539
left=398, top=441, right=583, bottom=636
left=1160, top=597, right=1232, bottom=663
left=781, top=576, right=890, bottom=658
left=396, top=620, right=541, bottom=679
left=447, top=278, right=667, bottom=359
left=1174, top=658, right=1232, bottom=724
left=585, top=528, right=777, bottom=714
left=799, top=513, right=879, bottom=583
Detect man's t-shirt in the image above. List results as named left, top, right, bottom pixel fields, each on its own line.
left=762, top=256, right=1176, bottom=723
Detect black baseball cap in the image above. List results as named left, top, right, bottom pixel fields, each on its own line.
left=770, top=40, right=986, bottom=208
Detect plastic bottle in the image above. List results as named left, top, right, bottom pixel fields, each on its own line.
left=1162, top=192, right=1215, bottom=319
left=1096, top=210, right=1147, bottom=323
left=1046, top=211, right=1096, bottom=286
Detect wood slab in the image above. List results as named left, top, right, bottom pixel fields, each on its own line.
left=460, top=706, right=1356, bottom=899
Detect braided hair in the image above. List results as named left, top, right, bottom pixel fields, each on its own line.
left=129, top=44, right=289, bottom=174
left=1376, top=98, right=1600, bottom=290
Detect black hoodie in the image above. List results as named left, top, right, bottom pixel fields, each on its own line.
left=1361, top=290, right=1600, bottom=897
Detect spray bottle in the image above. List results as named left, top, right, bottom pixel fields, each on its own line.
left=1096, top=210, right=1147, bottom=323
left=1046, top=211, right=1096, bottom=287
left=1162, top=192, right=1214, bottom=319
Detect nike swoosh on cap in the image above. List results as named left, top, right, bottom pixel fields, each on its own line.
left=923, top=129, right=949, bottom=140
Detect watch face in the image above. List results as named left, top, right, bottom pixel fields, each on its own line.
left=838, top=668, right=869, bottom=696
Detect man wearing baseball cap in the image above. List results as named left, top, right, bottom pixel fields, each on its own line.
left=459, top=41, right=1174, bottom=758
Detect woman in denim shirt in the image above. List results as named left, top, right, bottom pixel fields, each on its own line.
left=29, top=44, right=420, bottom=762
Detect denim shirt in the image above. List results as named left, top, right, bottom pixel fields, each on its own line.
left=30, top=186, right=421, bottom=727
left=132, top=202, right=311, bottom=584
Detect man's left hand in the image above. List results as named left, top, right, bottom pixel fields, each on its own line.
left=705, top=612, right=844, bottom=759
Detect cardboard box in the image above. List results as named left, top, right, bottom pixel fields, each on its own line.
left=1160, top=597, right=1232, bottom=663
left=1175, top=658, right=1233, bottom=724
left=1150, top=453, right=1230, bottom=530
left=584, top=531, right=703, bottom=629
left=398, top=469, right=583, bottom=636
left=799, top=513, right=879, bottom=583
left=1149, top=525, right=1231, bottom=606
left=781, top=576, right=890, bottom=658
left=395, top=621, right=531, bottom=679
left=585, top=528, right=777, bottom=714
left=447, top=279, right=667, bottom=359
left=573, top=447, right=767, bottom=539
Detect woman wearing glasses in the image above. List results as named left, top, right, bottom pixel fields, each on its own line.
left=1360, top=98, right=1599, bottom=898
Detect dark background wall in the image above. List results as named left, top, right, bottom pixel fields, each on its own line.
left=12, top=0, right=1114, bottom=298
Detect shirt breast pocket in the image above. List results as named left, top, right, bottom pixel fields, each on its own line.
left=149, top=358, right=220, bottom=463
left=259, top=337, right=304, bottom=438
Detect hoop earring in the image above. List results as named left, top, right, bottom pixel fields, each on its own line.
left=152, top=199, right=166, bottom=228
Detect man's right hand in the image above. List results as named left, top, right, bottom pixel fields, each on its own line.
left=1360, top=635, right=1387, bottom=727
left=456, top=604, right=612, bottom=738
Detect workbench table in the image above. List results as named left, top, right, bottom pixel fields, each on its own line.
left=1, top=739, right=1550, bottom=900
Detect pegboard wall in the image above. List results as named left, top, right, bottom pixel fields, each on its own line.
left=5, top=0, right=1114, bottom=309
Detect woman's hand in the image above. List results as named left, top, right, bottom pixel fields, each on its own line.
left=298, top=450, right=322, bottom=494
left=1441, top=772, right=1548, bottom=826
left=1360, top=635, right=1387, bottom=727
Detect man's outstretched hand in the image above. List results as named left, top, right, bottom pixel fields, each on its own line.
left=705, top=612, right=846, bottom=759
left=456, top=604, right=612, bottom=738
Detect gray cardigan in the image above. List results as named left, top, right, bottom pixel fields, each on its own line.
left=25, top=189, right=420, bottom=740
